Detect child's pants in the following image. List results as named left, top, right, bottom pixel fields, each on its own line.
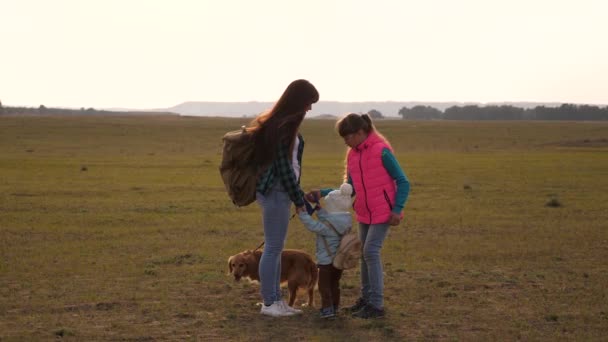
left=318, top=264, right=343, bottom=309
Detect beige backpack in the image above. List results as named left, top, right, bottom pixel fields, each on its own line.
left=321, top=221, right=362, bottom=270
left=219, top=126, right=258, bottom=207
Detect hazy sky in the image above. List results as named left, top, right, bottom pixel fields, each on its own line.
left=2, top=0, right=607, bottom=109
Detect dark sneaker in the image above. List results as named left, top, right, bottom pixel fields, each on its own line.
left=343, top=297, right=367, bottom=313
left=319, top=306, right=336, bottom=319
left=352, top=304, right=385, bottom=319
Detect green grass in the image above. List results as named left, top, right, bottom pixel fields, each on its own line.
left=1, top=116, right=607, bottom=340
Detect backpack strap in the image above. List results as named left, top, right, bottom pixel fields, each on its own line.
left=319, top=220, right=351, bottom=258
left=321, top=235, right=335, bottom=259
left=321, top=219, right=345, bottom=237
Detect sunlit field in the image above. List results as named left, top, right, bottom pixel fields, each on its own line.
left=1, top=115, right=607, bottom=340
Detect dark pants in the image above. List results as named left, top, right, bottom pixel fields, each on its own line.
left=318, top=264, right=343, bottom=309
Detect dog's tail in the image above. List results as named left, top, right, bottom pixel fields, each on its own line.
left=308, top=259, right=319, bottom=290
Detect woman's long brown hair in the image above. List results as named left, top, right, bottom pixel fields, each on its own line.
left=248, top=79, right=319, bottom=167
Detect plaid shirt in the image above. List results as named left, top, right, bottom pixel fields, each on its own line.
left=256, top=133, right=305, bottom=207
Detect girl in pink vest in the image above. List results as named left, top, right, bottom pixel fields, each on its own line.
left=306, top=113, right=410, bottom=318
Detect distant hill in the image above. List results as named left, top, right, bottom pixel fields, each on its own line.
left=154, top=101, right=568, bottom=118
left=3, top=101, right=589, bottom=118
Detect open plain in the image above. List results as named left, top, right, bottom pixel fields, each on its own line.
left=1, top=115, right=607, bottom=340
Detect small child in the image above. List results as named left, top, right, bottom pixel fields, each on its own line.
left=298, top=183, right=353, bottom=319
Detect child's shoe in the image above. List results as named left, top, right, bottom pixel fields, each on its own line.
left=319, top=306, right=336, bottom=319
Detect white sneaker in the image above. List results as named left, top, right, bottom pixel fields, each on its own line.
left=260, top=301, right=295, bottom=317
left=279, top=300, right=303, bottom=314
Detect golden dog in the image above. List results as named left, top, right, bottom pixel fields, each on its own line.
left=228, top=249, right=318, bottom=307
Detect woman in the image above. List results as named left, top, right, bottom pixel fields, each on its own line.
left=306, top=113, right=410, bottom=319
left=248, top=79, right=319, bottom=317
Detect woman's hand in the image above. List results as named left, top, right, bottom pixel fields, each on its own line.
left=305, top=190, right=321, bottom=203
left=388, top=212, right=402, bottom=226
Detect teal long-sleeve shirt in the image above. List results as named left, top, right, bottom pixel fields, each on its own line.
left=321, top=148, right=409, bottom=215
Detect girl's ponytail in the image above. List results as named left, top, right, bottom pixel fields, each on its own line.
left=336, top=112, right=374, bottom=137
left=361, top=114, right=373, bottom=128
left=336, top=112, right=392, bottom=150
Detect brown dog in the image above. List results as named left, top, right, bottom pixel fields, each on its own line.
left=228, top=249, right=318, bottom=307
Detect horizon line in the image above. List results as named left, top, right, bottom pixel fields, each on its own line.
left=4, top=99, right=608, bottom=110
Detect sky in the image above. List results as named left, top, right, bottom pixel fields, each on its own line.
left=1, top=0, right=607, bottom=109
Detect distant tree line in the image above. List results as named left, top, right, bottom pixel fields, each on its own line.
left=0, top=102, right=175, bottom=117
left=399, top=104, right=608, bottom=121
left=0, top=104, right=106, bottom=116
left=367, top=109, right=384, bottom=119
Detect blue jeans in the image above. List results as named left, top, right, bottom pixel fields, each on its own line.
left=359, top=222, right=390, bottom=309
left=256, top=184, right=291, bottom=306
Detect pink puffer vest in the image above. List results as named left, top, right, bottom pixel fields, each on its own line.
left=347, top=132, right=399, bottom=224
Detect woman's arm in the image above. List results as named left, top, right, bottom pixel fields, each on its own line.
left=276, top=142, right=305, bottom=207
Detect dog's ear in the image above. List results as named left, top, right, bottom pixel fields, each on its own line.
left=228, top=255, right=234, bottom=273
left=245, top=253, right=257, bottom=272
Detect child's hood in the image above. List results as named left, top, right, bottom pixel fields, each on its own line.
left=317, top=210, right=352, bottom=234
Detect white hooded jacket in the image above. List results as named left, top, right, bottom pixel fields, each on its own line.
left=298, top=208, right=352, bottom=265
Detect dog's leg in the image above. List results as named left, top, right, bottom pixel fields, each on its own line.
left=307, top=287, right=314, bottom=307
left=287, top=282, right=298, bottom=307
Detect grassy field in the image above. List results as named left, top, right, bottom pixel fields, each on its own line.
left=1, top=115, right=607, bottom=341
